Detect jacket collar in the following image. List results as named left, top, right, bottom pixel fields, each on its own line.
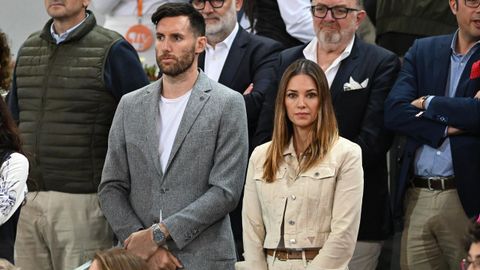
left=41, top=10, right=96, bottom=44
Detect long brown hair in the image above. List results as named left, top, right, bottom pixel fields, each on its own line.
left=92, top=248, right=148, bottom=270
left=0, top=31, right=12, bottom=90
left=263, top=59, right=338, bottom=182
left=0, top=97, right=22, bottom=154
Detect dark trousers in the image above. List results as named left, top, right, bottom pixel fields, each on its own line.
left=0, top=207, right=21, bottom=263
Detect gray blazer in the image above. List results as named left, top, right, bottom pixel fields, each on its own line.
left=98, top=71, right=249, bottom=269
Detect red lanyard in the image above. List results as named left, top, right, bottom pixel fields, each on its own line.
left=137, top=0, right=143, bottom=17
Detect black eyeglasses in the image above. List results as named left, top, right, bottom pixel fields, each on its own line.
left=465, top=0, right=480, bottom=8
left=461, top=258, right=480, bottom=270
left=310, top=4, right=359, bottom=19
left=191, top=0, right=225, bottom=10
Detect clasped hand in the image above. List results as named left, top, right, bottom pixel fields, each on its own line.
left=124, top=228, right=183, bottom=269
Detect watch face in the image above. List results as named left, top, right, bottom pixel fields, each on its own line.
left=153, top=225, right=165, bottom=245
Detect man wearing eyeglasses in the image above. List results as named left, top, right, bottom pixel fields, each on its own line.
left=385, top=0, right=480, bottom=269
left=253, top=0, right=400, bottom=269
left=190, top=0, right=283, bottom=259
left=192, top=0, right=283, bottom=153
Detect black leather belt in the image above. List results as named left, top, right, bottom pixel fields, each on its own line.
left=411, top=176, right=455, bottom=191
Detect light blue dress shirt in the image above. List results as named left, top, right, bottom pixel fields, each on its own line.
left=414, top=31, right=480, bottom=177
left=50, top=14, right=89, bottom=44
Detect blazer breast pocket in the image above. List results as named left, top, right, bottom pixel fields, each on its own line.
left=183, top=129, right=216, bottom=155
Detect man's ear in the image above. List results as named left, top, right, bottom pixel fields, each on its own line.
left=355, top=10, right=367, bottom=28
left=195, top=36, right=207, bottom=54
left=236, top=0, right=244, bottom=12
left=450, top=0, right=458, bottom=14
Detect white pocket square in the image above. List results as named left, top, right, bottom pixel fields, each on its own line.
left=343, top=77, right=369, bottom=91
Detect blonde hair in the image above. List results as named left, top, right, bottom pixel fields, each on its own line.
left=263, top=59, right=338, bottom=182
left=92, top=248, right=148, bottom=270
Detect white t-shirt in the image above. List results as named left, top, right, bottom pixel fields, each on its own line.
left=0, top=152, right=29, bottom=225
left=158, top=90, right=192, bottom=172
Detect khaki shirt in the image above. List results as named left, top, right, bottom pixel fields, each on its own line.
left=240, top=137, right=363, bottom=270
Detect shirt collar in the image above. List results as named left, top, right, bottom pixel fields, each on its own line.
left=50, top=13, right=89, bottom=44
left=303, top=36, right=355, bottom=65
left=206, top=22, right=239, bottom=50
left=282, top=138, right=296, bottom=157
left=450, top=29, right=480, bottom=56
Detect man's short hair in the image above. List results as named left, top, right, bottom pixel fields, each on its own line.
left=151, top=3, right=206, bottom=37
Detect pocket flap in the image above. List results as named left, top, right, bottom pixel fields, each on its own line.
left=253, top=166, right=287, bottom=181
left=300, top=166, right=335, bottom=179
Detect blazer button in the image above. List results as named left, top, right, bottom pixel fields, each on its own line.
left=289, top=238, right=296, bottom=244
left=291, top=195, right=296, bottom=200
left=288, top=220, right=295, bottom=225
left=314, top=172, right=319, bottom=177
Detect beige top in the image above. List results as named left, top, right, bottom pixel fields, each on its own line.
left=239, top=137, right=364, bottom=270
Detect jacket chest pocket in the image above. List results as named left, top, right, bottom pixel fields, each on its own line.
left=301, top=166, right=336, bottom=233
left=253, top=167, right=287, bottom=215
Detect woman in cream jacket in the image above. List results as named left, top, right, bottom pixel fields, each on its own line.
left=238, top=59, right=364, bottom=270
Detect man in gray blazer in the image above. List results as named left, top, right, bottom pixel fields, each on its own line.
left=98, top=3, right=249, bottom=270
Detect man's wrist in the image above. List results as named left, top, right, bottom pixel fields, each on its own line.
left=158, top=223, right=170, bottom=239
left=151, top=223, right=167, bottom=246
left=421, top=95, right=432, bottom=110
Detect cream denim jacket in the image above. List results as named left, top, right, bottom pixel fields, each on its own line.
left=238, top=137, right=363, bottom=270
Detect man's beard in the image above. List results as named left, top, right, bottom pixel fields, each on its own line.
left=157, top=50, right=195, bottom=77
left=317, top=21, right=356, bottom=45
left=204, top=3, right=237, bottom=37
left=318, top=29, right=342, bottom=44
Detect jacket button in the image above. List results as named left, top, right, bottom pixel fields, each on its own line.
left=289, top=220, right=295, bottom=225
left=314, top=172, right=319, bottom=177
left=289, top=239, right=296, bottom=244
left=291, top=195, right=296, bottom=200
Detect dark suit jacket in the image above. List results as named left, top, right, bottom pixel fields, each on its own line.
left=254, top=37, right=401, bottom=240
left=199, top=27, right=283, bottom=152
left=199, top=27, right=283, bottom=245
left=385, top=34, right=480, bottom=218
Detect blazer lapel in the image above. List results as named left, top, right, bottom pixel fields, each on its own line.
left=218, top=28, right=248, bottom=86
left=330, top=37, right=360, bottom=103
left=142, top=79, right=164, bottom=177
left=164, top=71, right=211, bottom=173
left=433, top=35, right=454, bottom=97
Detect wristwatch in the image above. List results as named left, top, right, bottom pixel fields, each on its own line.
left=151, top=223, right=167, bottom=246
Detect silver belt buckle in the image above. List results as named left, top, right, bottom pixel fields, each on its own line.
left=427, top=178, right=434, bottom=191
left=427, top=176, right=447, bottom=190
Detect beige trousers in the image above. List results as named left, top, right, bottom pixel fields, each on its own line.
left=400, top=188, right=469, bottom=270
left=349, top=240, right=383, bottom=270
left=15, top=191, right=114, bottom=270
